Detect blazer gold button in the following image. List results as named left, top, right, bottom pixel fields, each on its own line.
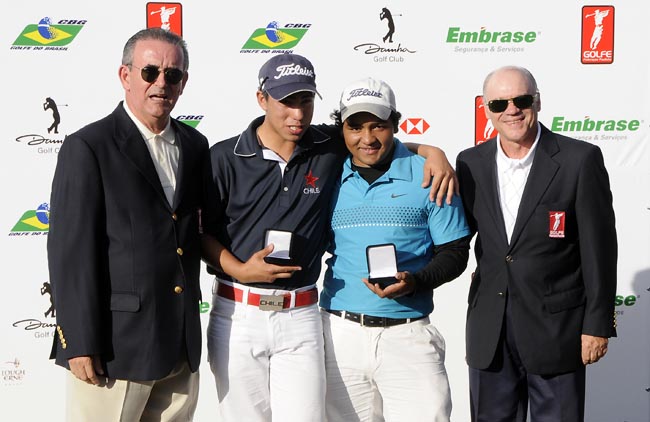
left=174, top=286, right=184, bottom=294
left=172, top=213, right=178, bottom=221
left=176, top=248, right=183, bottom=256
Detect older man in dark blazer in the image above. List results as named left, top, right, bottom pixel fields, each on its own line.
left=47, top=28, right=216, bottom=421
left=456, top=66, right=617, bottom=422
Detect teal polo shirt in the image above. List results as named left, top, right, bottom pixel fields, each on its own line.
left=320, top=139, right=471, bottom=318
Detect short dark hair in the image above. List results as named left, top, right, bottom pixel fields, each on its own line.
left=330, top=109, right=402, bottom=134
left=122, top=28, right=189, bottom=71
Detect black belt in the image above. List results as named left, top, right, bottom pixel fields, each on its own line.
left=325, top=309, right=426, bottom=327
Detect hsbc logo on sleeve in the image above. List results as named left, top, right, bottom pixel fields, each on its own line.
left=581, top=6, right=614, bottom=64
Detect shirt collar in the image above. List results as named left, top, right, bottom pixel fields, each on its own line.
left=233, top=116, right=331, bottom=158
left=496, top=122, right=541, bottom=168
left=122, top=102, right=176, bottom=145
left=341, top=139, right=412, bottom=183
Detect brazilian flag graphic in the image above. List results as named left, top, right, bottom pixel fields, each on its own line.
left=13, top=18, right=84, bottom=47
left=12, top=204, right=49, bottom=232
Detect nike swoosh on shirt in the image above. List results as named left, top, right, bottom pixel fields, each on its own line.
left=391, top=193, right=407, bottom=198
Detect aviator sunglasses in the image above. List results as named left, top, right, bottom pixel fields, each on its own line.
left=486, top=93, right=538, bottom=113
left=130, top=64, right=185, bottom=85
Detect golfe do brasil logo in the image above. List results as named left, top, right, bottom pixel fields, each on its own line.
left=11, top=17, right=86, bottom=50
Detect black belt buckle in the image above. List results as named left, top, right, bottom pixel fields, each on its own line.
left=360, top=314, right=384, bottom=327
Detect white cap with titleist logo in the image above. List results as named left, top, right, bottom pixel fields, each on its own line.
left=258, top=53, right=321, bottom=100
left=339, top=77, right=396, bottom=122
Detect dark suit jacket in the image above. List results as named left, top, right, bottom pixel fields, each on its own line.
left=456, top=123, right=617, bottom=375
left=47, top=103, right=215, bottom=381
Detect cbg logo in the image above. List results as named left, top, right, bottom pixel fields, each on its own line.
left=475, top=96, right=498, bottom=145
left=11, top=17, right=86, bottom=50
left=176, top=114, right=204, bottom=128
left=581, top=6, right=614, bottom=64
left=241, top=21, right=311, bottom=53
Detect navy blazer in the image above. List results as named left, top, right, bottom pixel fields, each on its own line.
left=48, top=103, right=215, bottom=381
left=456, top=123, right=617, bottom=375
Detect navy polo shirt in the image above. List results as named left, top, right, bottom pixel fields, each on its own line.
left=208, top=116, right=347, bottom=289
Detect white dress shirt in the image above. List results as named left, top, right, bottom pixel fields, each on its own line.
left=496, top=123, right=541, bottom=243
left=123, top=103, right=179, bottom=206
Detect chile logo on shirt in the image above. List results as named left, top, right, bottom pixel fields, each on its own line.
left=549, top=211, right=566, bottom=238
left=303, top=170, right=320, bottom=194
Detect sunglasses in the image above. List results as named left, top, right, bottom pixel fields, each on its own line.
left=486, top=94, right=537, bottom=113
left=130, top=64, right=185, bottom=85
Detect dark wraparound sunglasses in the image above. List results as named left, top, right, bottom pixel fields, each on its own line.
left=486, top=93, right=537, bottom=113
left=130, top=64, right=185, bottom=85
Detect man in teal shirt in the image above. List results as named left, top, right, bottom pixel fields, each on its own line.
left=320, top=77, right=471, bottom=422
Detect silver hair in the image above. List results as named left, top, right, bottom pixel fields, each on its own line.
left=121, top=28, right=189, bottom=71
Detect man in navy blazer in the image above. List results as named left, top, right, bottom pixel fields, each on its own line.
left=456, top=66, right=617, bottom=421
left=47, top=28, right=217, bottom=421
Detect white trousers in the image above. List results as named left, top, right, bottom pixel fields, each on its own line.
left=207, top=279, right=326, bottom=422
left=322, top=310, right=452, bottom=422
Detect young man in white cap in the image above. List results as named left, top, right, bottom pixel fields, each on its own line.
left=319, top=77, right=472, bottom=422
left=201, top=55, right=457, bottom=421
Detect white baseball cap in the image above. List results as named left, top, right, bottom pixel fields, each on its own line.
left=339, top=77, right=396, bottom=122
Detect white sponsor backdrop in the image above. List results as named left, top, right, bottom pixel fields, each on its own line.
left=1, top=1, right=648, bottom=421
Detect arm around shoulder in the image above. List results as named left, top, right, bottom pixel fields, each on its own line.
left=404, top=142, right=458, bottom=205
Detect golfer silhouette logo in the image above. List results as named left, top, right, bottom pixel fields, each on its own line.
left=43, top=97, right=60, bottom=134
left=379, top=7, right=401, bottom=43
left=585, top=9, right=610, bottom=50
left=150, top=5, right=176, bottom=31
left=41, top=281, right=55, bottom=318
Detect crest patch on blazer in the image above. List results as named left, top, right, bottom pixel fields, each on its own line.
left=549, top=211, right=566, bottom=238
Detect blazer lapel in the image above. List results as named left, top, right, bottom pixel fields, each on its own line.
left=113, top=105, right=170, bottom=209
left=171, top=122, right=188, bottom=210
left=508, top=126, right=560, bottom=249
left=475, top=140, right=509, bottom=246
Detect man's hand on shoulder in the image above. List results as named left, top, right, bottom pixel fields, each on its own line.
left=418, top=145, right=458, bottom=206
